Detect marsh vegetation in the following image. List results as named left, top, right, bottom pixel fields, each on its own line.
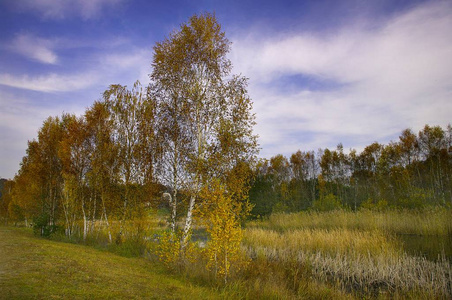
left=242, top=208, right=452, bottom=298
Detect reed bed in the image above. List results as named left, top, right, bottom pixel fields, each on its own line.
left=248, top=207, right=452, bottom=236
left=242, top=218, right=452, bottom=298
left=244, top=228, right=401, bottom=257
left=244, top=245, right=452, bottom=298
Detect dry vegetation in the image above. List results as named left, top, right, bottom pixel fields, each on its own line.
left=242, top=228, right=451, bottom=298
left=241, top=208, right=452, bottom=299
left=248, top=208, right=452, bottom=235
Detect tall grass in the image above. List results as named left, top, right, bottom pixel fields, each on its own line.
left=242, top=208, right=452, bottom=298
left=248, top=207, right=452, bottom=236
left=244, top=228, right=401, bottom=257
left=243, top=245, right=452, bottom=298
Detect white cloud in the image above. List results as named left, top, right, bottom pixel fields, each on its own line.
left=0, top=72, right=99, bottom=92
left=101, top=48, right=153, bottom=85
left=232, top=2, right=452, bottom=86
left=11, top=34, right=58, bottom=64
left=230, top=1, right=452, bottom=157
left=15, top=0, right=124, bottom=20
left=0, top=40, right=153, bottom=93
left=0, top=91, right=68, bottom=179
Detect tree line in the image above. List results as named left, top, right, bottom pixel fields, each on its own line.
left=249, top=124, right=452, bottom=217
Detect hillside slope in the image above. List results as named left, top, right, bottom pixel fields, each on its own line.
left=0, top=227, right=217, bottom=299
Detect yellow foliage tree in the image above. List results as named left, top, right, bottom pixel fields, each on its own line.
left=197, top=180, right=251, bottom=283
left=157, top=230, right=198, bottom=269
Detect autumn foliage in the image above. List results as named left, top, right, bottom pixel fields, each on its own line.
left=197, top=180, right=251, bottom=283
left=1, top=13, right=258, bottom=283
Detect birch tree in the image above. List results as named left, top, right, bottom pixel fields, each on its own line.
left=85, top=101, right=118, bottom=243
left=36, top=117, right=64, bottom=234
left=150, top=13, right=258, bottom=252
left=59, top=114, right=91, bottom=239
left=103, top=81, right=155, bottom=242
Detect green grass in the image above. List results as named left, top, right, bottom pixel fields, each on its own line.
left=0, top=226, right=218, bottom=299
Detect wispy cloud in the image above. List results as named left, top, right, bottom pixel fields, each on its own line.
left=101, top=48, right=153, bottom=85
left=77, top=0, right=124, bottom=19
left=11, top=34, right=58, bottom=64
left=230, top=1, right=452, bottom=156
left=0, top=72, right=100, bottom=92
left=14, top=0, right=124, bottom=20
left=0, top=40, right=152, bottom=93
left=0, top=43, right=152, bottom=178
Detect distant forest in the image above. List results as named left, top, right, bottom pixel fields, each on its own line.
left=250, top=124, right=452, bottom=217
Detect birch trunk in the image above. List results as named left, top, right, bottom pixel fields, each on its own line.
left=82, top=198, right=87, bottom=242
left=170, top=192, right=177, bottom=233
left=181, top=194, right=196, bottom=250
left=103, top=205, right=112, bottom=243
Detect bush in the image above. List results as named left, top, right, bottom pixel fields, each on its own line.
left=311, top=194, right=342, bottom=212
left=361, top=198, right=389, bottom=211
left=33, top=213, right=60, bottom=237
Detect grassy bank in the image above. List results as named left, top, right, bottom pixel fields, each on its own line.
left=0, top=226, right=218, bottom=299
left=0, top=225, right=352, bottom=299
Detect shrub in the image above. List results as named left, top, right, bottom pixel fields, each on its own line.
left=361, top=198, right=389, bottom=211
left=33, top=212, right=60, bottom=237
left=312, top=193, right=342, bottom=212
left=197, top=181, right=251, bottom=283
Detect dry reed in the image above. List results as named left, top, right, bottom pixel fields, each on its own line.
left=243, top=212, right=452, bottom=298
left=248, top=207, right=452, bottom=236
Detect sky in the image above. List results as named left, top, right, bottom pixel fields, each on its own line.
left=1, top=0, right=451, bottom=179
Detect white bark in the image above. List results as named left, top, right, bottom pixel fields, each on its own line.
left=181, top=194, right=196, bottom=249
left=82, top=198, right=87, bottom=241
left=163, top=192, right=177, bottom=233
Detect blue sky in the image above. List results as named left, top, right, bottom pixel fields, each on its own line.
left=1, top=0, right=451, bottom=179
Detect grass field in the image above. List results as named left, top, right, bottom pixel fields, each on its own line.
left=0, top=226, right=218, bottom=299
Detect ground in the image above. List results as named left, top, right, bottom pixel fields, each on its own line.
left=0, top=227, right=217, bottom=299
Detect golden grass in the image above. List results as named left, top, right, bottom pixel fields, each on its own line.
left=244, top=228, right=401, bottom=257
left=242, top=208, right=452, bottom=298
left=248, top=207, right=452, bottom=236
